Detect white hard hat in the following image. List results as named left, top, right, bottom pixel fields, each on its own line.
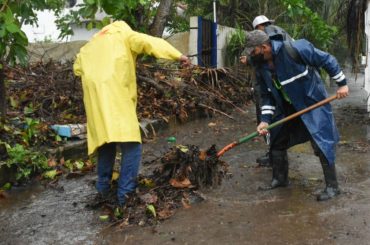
left=252, top=15, right=274, bottom=29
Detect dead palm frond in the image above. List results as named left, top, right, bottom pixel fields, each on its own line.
left=347, top=0, right=368, bottom=72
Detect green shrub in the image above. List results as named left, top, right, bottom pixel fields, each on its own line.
left=226, top=26, right=246, bottom=66
left=6, top=144, right=48, bottom=180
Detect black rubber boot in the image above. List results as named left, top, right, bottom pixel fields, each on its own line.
left=256, top=152, right=271, bottom=167
left=317, top=157, right=340, bottom=201
left=270, top=150, right=289, bottom=188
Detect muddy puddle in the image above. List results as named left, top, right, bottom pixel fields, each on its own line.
left=1, top=84, right=370, bottom=244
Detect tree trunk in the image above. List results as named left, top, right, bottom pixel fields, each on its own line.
left=149, top=0, right=173, bottom=37
left=0, top=67, right=6, bottom=122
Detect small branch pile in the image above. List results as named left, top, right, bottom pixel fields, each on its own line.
left=136, top=63, right=253, bottom=123
left=6, top=61, right=84, bottom=123
left=88, top=144, right=229, bottom=227
left=3, top=60, right=253, bottom=146
left=5, top=61, right=254, bottom=124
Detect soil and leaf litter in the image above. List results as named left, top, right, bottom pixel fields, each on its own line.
left=1, top=60, right=253, bottom=226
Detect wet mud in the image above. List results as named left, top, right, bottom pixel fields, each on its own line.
left=1, top=83, right=370, bottom=244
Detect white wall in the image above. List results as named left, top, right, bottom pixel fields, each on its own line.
left=188, top=16, right=199, bottom=65
left=365, top=2, right=370, bottom=112
left=22, top=10, right=61, bottom=42
left=68, top=24, right=100, bottom=42
left=217, top=24, right=241, bottom=68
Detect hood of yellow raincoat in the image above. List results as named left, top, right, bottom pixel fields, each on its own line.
left=73, top=21, right=182, bottom=155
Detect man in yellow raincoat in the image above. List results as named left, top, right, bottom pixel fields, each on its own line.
left=74, top=21, right=189, bottom=206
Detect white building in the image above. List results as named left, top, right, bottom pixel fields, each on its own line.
left=21, top=0, right=187, bottom=43
left=22, top=0, right=105, bottom=43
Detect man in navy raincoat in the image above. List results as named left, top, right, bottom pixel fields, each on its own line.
left=244, top=30, right=349, bottom=201
left=240, top=15, right=293, bottom=167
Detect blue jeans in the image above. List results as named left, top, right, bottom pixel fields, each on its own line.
left=96, top=142, right=142, bottom=205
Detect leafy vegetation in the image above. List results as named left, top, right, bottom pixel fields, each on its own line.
left=180, top=0, right=342, bottom=66
left=281, top=0, right=338, bottom=50
left=3, top=141, right=94, bottom=182
left=5, top=143, right=48, bottom=180
left=22, top=117, right=41, bottom=146
left=225, top=25, right=246, bottom=66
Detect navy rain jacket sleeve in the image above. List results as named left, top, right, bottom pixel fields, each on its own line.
left=291, top=39, right=347, bottom=87
left=256, top=70, right=277, bottom=124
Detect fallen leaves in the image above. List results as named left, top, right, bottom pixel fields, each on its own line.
left=169, top=178, right=192, bottom=188
left=146, top=204, right=157, bottom=217
left=158, top=208, right=174, bottom=220
left=140, top=193, right=158, bottom=204
left=43, top=170, right=61, bottom=179
left=0, top=190, right=8, bottom=199
left=181, top=197, right=191, bottom=209
left=136, top=63, right=253, bottom=134
left=198, top=150, right=207, bottom=161
left=99, top=215, right=110, bottom=222
left=0, top=183, right=11, bottom=199
left=208, top=122, right=217, bottom=127
left=89, top=145, right=228, bottom=227
left=47, top=158, right=58, bottom=168
left=111, top=171, right=120, bottom=182
left=139, top=178, right=156, bottom=188
left=2, top=182, right=12, bottom=190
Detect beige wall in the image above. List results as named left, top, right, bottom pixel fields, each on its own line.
left=26, top=33, right=190, bottom=64
left=27, top=41, right=87, bottom=64
left=165, top=32, right=189, bottom=55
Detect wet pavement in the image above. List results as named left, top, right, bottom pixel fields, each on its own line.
left=1, top=76, right=370, bottom=245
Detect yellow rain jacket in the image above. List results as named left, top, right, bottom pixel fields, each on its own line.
left=73, top=21, right=182, bottom=155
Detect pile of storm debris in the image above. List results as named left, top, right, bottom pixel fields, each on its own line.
left=87, top=144, right=230, bottom=227
left=1, top=60, right=250, bottom=226
left=2, top=60, right=253, bottom=146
